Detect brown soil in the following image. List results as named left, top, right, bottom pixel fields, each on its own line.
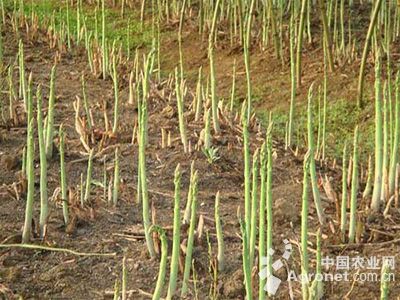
left=0, top=10, right=400, bottom=300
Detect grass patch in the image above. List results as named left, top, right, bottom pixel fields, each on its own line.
left=10, top=0, right=153, bottom=51
left=259, top=97, right=375, bottom=161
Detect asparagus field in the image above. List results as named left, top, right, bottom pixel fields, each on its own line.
left=0, top=0, right=400, bottom=299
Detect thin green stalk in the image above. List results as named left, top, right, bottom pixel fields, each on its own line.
left=177, top=0, right=186, bottom=80
left=340, top=143, right=347, bottom=242
left=76, top=0, right=81, bottom=43
left=181, top=171, right=198, bottom=297
left=230, top=59, right=236, bottom=112
left=113, top=147, right=120, bottom=206
left=175, top=68, right=188, bottom=152
left=183, top=161, right=195, bottom=224
left=300, top=152, right=311, bottom=299
left=371, top=51, right=383, bottom=212
left=357, top=0, right=384, bottom=108
left=363, top=155, right=373, bottom=199
left=287, top=13, right=296, bottom=149
left=316, top=229, right=322, bottom=276
left=8, top=65, right=16, bottom=124
left=151, top=226, right=168, bottom=300
left=21, top=146, right=26, bottom=175
left=340, top=0, right=345, bottom=51
left=19, top=40, right=27, bottom=111
left=242, top=101, right=251, bottom=240
left=101, top=0, right=106, bottom=79
left=266, top=0, right=280, bottom=60
left=81, top=74, right=93, bottom=130
left=37, top=86, right=48, bottom=237
left=139, top=67, right=156, bottom=257
left=388, top=72, right=400, bottom=196
left=317, top=0, right=334, bottom=72
left=249, top=148, right=259, bottom=266
left=66, top=0, right=71, bottom=49
left=321, top=67, right=327, bottom=160
left=258, top=140, right=267, bottom=300
left=194, top=66, right=203, bottom=121
left=296, top=0, right=308, bottom=87
left=215, top=191, right=225, bottom=272
left=382, top=82, right=389, bottom=202
left=167, top=164, right=182, bottom=300
left=13, top=1, right=19, bottom=37
left=387, top=50, right=392, bottom=151
left=45, top=65, right=56, bottom=159
left=244, top=0, right=255, bottom=118
left=265, top=120, right=273, bottom=294
left=208, top=0, right=221, bottom=134
left=348, top=126, right=359, bottom=244
left=206, top=228, right=218, bottom=299
left=22, top=118, right=34, bottom=243
left=306, top=0, right=312, bottom=43
left=316, top=87, right=322, bottom=159
left=307, top=85, right=325, bottom=225
left=113, top=280, right=120, bottom=300
left=380, top=261, right=390, bottom=299
left=112, top=55, right=119, bottom=134
left=240, top=219, right=253, bottom=300
left=309, top=228, right=323, bottom=298
left=59, top=125, right=69, bottom=223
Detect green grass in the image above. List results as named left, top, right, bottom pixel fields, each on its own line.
left=13, top=0, right=153, bottom=51
left=259, top=97, right=375, bottom=160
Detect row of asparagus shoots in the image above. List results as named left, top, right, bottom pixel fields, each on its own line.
left=241, top=103, right=323, bottom=299
left=133, top=45, right=227, bottom=297
left=108, top=103, right=394, bottom=298
left=8, top=0, right=398, bottom=157
left=10, top=0, right=400, bottom=108
left=339, top=50, right=400, bottom=245
left=148, top=162, right=226, bottom=299
left=140, top=74, right=395, bottom=298
left=241, top=101, right=275, bottom=299
left=19, top=62, right=122, bottom=243
left=284, top=47, right=400, bottom=246
left=311, top=48, right=400, bottom=238
left=0, top=0, right=186, bottom=133
left=65, top=46, right=400, bottom=300
left=14, top=2, right=128, bottom=213
left=21, top=67, right=69, bottom=242
left=21, top=72, right=121, bottom=242
left=301, top=128, right=391, bottom=300
left=370, top=51, right=400, bottom=213
left=295, top=94, right=394, bottom=299
left=0, top=0, right=344, bottom=86
left=15, top=30, right=111, bottom=241
left=286, top=12, right=328, bottom=162
left=240, top=78, right=397, bottom=298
